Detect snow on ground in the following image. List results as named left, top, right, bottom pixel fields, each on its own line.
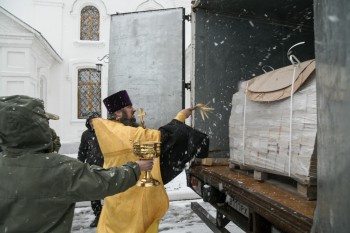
left=66, top=154, right=244, bottom=233
left=72, top=199, right=244, bottom=233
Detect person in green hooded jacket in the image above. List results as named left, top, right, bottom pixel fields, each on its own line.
left=0, top=95, right=154, bottom=233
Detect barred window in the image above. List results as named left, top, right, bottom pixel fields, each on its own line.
left=78, top=68, right=101, bottom=119
left=80, top=6, right=99, bottom=41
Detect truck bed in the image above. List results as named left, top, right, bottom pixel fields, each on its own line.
left=188, top=165, right=316, bottom=233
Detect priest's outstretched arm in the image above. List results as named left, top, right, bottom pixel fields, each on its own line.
left=159, top=107, right=209, bottom=185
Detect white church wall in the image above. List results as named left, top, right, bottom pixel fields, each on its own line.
left=0, top=0, right=34, bottom=25
left=33, top=0, right=64, bottom=54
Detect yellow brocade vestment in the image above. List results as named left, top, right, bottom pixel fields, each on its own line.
left=93, top=118, right=169, bottom=233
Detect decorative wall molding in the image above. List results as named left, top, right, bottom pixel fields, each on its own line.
left=33, top=0, right=64, bottom=8
left=136, top=0, right=164, bottom=11
left=67, top=58, right=105, bottom=122
left=0, top=12, right=29, bottom=34
left=73, top=40, right=106, bottom=48
left=69, top=0, right=109, bottom=45
left=70, top=0, right=108, bottom=18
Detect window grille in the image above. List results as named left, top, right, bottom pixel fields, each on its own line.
left=78, top=68, right=101, bottom=118
left=80, top=6, right=100, bottom=41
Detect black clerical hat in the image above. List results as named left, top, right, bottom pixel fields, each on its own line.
left=103, top=90, right=132, bottom=114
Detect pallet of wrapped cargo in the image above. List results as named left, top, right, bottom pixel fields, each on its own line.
left=229, top=60, right=317, bottom=199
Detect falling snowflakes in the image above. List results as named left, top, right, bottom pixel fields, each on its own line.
left=328, top=15, right=339, bottom=22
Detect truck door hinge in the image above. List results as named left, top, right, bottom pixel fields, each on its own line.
left=185, top=82, right=191, bottom=90
left=184, top=14, right=191, bottom=22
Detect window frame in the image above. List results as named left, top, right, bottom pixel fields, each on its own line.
left=77, top=68, right=102, bottom=119
left=80, top=5, right=100, bottom=41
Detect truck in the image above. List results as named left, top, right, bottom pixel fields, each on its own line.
left=107, top=0, right=349, bottom=232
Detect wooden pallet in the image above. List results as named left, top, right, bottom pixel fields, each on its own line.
left=229, top=161, right=317, bottom=201
left=194, top=158, right=229, bottom=166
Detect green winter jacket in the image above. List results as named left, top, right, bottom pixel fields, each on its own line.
left=0, top=95, right=141, bottom=233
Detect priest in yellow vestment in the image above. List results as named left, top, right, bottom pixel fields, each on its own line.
left=94, top=90, right=201, bottom=233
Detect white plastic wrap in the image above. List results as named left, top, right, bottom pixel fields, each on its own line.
left=229, top=75, right=317, bottom=184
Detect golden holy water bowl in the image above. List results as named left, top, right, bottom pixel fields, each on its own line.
left=133, top=141, right=161, bottom=159
left=133, top=141, right=161, bottom=187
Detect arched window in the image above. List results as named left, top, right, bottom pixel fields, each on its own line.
left=77, top=68, right=101, bottom=118
left=80, top=6, right=100, bottom=41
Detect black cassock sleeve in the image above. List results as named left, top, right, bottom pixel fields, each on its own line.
left=159, top=119, right=209, bottom=185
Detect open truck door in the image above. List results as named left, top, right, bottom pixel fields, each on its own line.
left=191, top=0, right=315, bottom=157
left=187, top=0, right=316, bottom=232
left=108, top=8, right=185, bottom=129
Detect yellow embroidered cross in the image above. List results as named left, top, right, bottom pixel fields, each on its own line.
left=137, top=108, right=146, bottom=128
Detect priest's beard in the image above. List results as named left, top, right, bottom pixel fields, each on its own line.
left=111, top=110, right=139, bottom=127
